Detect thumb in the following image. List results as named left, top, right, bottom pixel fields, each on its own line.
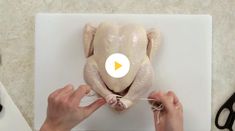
left=83, top=98, right=106, bottom=116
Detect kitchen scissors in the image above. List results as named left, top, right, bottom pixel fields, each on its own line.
left=215, top=92, right=235, bottom=131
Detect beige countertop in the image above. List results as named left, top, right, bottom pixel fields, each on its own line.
left=0, top=0, right=234, bottom=130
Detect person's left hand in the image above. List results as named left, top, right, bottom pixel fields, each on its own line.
left=40, top=84, right=106, bottom=131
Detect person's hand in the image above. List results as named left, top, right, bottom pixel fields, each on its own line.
left=148, top=91, right=183, bottom=131
left=40, top=84, right=106, bottom=131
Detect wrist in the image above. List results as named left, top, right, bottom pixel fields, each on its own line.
left=40, top=122, right=55, bottom=131
left=40, top=119, right=70, bottom=131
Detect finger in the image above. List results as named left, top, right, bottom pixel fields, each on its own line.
left=167, top=91, right=180, bottom=105
left=148, top=91, right=170, bottom=112
left=148, top=91, right=162, bottom=103
left=148, top=91, right=164, bottom=108
left=148, top=91, right=155, bottom=99
left=176, top=102, right=183, bottom=112
left=70, top=85, right=91, bottom=104
left=166, top=91, right=175, bottom=104
left=49, top=87, right=64, bottom=98
left=48, top=84, right=73, bottom=102
left=60, top=86, right=75, bottom=99
left=82, top=98, right=106, bottom=116
left=157, top=92, right=175, bottom=112
left=53, top=84, right=74, bottom=101
left=166, top=91, right=184, bottom=112
left=58, top=84, right=74, bottom=96
left=148, top=91, right=175, bottom=112
left=52, top=84, right=74, bottom=97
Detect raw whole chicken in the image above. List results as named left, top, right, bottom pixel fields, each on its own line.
left=83, top=22, right=160, bottom=111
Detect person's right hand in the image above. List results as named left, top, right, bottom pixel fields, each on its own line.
left=148, top=91, right=183, bottom=131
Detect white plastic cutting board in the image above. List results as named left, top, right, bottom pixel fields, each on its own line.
left=0, top=82, right=32, bottom=131
left=35, top=14, right=212, bottom=131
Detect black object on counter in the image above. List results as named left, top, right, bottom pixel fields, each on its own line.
left=0, top=104, right=2, bottom=112
left=215, top=92, right=235, bottom=131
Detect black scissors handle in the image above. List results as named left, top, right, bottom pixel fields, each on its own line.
left=0, top=104, right=2, bottom=112
left=215, top=92, right=235, bottom=131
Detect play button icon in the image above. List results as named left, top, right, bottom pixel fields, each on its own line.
left=105, top=53, right=130, bottom=78
left=114, top=61, right=122, bottom=70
